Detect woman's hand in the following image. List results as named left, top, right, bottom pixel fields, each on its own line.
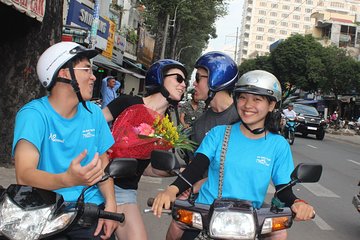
left=291, top=200, right=315, bottom=221
left=151, top=185, right=179, bottom=218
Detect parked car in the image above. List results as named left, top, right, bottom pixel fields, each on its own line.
left=291, top=103, right=326, bottom=140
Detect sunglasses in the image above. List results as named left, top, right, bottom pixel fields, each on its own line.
left=195, top=73, right=208, bottom=83
left=164, top=73, right=186, bottom=84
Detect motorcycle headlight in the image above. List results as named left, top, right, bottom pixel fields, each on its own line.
left=41, top=211, right=77, bottom=236
left=0, top=195, right=54, bottom=240
left=209, top=210, right=255, bottom=239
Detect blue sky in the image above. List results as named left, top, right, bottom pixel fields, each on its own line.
left=205, top=0, right=244, bottom=60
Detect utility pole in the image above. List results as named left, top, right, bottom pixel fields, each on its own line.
left=160, top=14, right=170, bottom=59
left=89, top=0, right=100, bottom=49
left=234, top=27, right=239, bottom=62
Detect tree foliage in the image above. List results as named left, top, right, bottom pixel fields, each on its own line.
left=241, top=34, right=360, bottom=102
left=139, top=0, right=228, bottom=69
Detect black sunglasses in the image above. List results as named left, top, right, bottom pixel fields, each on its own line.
left=195, top=73, right=208, bottom=83
left=164, top=73, right=186, bottom=84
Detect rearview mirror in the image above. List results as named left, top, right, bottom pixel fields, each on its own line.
left=290, top=163, right=322, bottom=183
left=104, top=158, right=138, bottom=179
left=150, top=150, right=179, bottom=171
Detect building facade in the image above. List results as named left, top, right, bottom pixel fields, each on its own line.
left=238, top=0, right=360, bottom=64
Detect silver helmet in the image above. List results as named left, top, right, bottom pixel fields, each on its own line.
left=233, top=70, right=282, bottom=102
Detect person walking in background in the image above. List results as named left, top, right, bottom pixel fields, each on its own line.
left=179, top=88, right=205, bottom=129
left=101, top=76, right=121, bottom=109
left=12, top=42, right=117, bottom=239
left=129, top=87, right=135, bottom=96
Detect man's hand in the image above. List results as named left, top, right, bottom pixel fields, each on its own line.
left=94, top=203, right=118, bottom=239
left=65, top=150, right=103, bottom=187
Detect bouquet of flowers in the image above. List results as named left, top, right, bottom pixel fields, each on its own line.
left=109, top=104, right=197, bottom=160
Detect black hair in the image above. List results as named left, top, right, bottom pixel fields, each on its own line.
left=264, top=96, right=281, bottom=134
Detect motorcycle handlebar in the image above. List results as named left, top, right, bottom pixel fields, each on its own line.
left=98, top=210, right=125, bottom=223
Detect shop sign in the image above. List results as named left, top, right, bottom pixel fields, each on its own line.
left=66, top=0, right=109, bottom=50
left=1, top=0, right=45, bottom=22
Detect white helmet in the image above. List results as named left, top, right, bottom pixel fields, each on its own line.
left=36, top=42, right=98, bottom=89
left=233, top=70, right=282, bottom=102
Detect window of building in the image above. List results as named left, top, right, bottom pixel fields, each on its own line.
left=257, top=27, right=265, bottom=32
left=260, top=1, right=267, bottom=7
left=268, top=28, right=276, bottom=33
left=256, top=35, right=263, bottom=40
left=258, top=18, right=265, bottom=23
left=282, top=13, right=288, bottom=18
left=292, top=23, right=299, bottom=28
left=281, top=22, right=288, bottom=27
left=267, top=37, right=275, bottom=42
left=331, top=2, right=344, bottom=8
left=294, top=6, right=301, bottom=11
left=270, top=12, right=277, bottom=17
left=304, top=25, right=311, bottom=30
left=282, top=5, right=290, bottom=10
left=305, top=8, right=312, bottom=13
left=255, top=44, right=263, bottom=49
left=305, top=17, right=310, bottom=21
left=259, top=10, right=266, bottom=15
left=293, top=15, right=300, bottom=20
left=269, top=20, right=277, bottom=25
left=271, top=3, right=278, bottom=8
left=306, top=0, right=313, bottom=4
left=280, top=30, right=287, bottom=35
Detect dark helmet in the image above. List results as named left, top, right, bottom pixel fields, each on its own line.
left=145, top=59, right=187, bottom=95
left=194, top=51, right=238, bottom=92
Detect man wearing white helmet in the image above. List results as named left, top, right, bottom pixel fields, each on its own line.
left=12, top=42, right=117, bottom=239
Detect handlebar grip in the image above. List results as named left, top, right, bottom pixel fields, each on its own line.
left=147, top=197, right=154, bottom=207
left=99, top=210, right=125, bottom=223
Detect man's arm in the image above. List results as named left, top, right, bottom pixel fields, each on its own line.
left=15, top=139, right=103, bottom=190
left=101, top=78, right=108, bottom=91
left=114, top=80, right=121, bottom=91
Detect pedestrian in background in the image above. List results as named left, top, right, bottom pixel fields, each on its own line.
left=129, top=87, right=135, bottom=96
left=101, top=76, right=121, bottom=109
left=179, top=89, right=205, bottom=129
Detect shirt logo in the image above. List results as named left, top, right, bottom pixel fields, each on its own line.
left=256, top=156, right=271, bottom=167
left=49, top=133, right=64, bottom=143
left=82, top=129, right=95, bottom=138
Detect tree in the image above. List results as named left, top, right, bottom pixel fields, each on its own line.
left=270, top=34, right=325, bottom=95
left=0, top=1, right=63, bottom=165
left=140, top=0, right=228, bottom=64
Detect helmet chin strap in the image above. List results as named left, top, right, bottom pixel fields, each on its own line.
left=159, top=87, right=182, bottom=124
left=241, top=120, right=266, bottom=135
left=57, top=62, right=92, bottom=113
left=204, top=91, right=216, bottom=109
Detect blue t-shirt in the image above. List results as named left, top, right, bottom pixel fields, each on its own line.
left=195, top=122, right=294, bottom=208
left=12, top=96, right=114, bottom=204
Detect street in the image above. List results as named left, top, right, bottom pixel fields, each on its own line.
left=0, top=134, right=359, bottom=239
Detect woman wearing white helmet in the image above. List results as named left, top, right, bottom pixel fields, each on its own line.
left=152, top=70, right=316, bottom=240
left=13, top=42, right=118, bottom=239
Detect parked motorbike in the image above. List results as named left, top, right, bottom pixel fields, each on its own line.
left=352, top=181, right=360, bottom=213
left=282, top=117, right=299, bottom=145
left=0, top=158, right=137, bottom=240
left=146, top=150, right=322, bottom=240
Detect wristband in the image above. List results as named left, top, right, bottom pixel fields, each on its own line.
left=294, top=199, right=308, bottom=204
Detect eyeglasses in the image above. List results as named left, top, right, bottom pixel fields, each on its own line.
left=195, top=73, right=208, bottom=83
left=164, top=73, right=186, bottom=84
left=72, top=67, right=93, bottom=74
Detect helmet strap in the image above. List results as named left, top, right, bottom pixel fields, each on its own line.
left=160, top=86, right=180, bottom=107
left=241, top=120, right=266, bottom=135
left=67, top=62, right=92, bottom=113
left=205, top=91, right=216, bottom=109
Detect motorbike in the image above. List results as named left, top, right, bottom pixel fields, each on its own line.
left=352, top=181, right=360, bottom=213
left=0, top=158, right=138, bottom=240
left=282, top=117, right=299, bottom=145
left=146, top=150, right=322, bottom=240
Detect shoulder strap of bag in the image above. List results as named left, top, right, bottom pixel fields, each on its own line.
left=218, top=125, right=232, bottom=198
